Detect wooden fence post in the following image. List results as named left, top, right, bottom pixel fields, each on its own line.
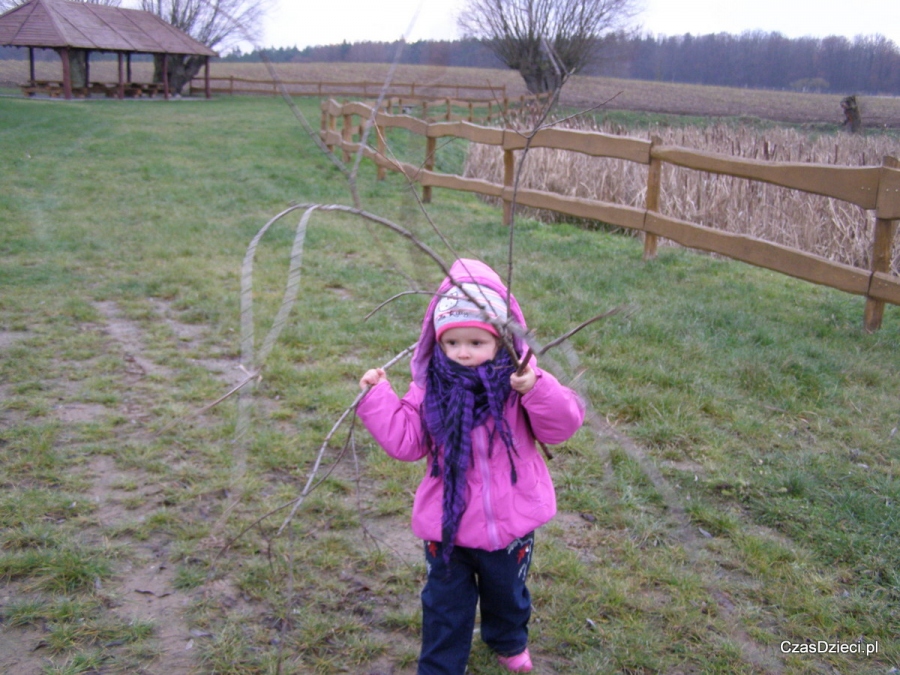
left=502, top=147, right=515, bottom=226
left=376, top=125, right=386, bottom=181
left=327, top=107, right=336, bottom=153
left=446, top=97, right=452, bottom=121
left=643, top=135, right=663, bottom=260
left=342, top=112, right=352, bottom=162
left=864, top=155, right=900, bottom=332
left=423, top=136, right=436, bottom=203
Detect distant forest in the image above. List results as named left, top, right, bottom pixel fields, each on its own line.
left=222, top=32, right=900, bottom=95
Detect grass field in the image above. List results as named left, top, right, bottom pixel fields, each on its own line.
left=1, top=92, right=899, bottom=674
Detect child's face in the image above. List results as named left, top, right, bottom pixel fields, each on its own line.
left=438, top=327, right=499, bottom=367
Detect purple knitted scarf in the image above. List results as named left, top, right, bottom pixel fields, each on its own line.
left=421, top=346, right=518, bottom=563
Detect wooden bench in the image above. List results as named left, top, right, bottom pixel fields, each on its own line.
left=20, top=81, right=167, bottom=99
left=137, top=82, right=167, bottom=97
left=21, top=81, right=64, bottom=97
left=90, top=82, right=117, bottom=98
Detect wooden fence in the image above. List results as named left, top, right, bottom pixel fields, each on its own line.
left=321, top=98, right=900, bottom=332
left=188, top=76, right=549, bottom=122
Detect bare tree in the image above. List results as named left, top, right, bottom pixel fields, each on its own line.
left=458, top=0, right=639, bottom=94
left=138, top=0, right=268, bottom=93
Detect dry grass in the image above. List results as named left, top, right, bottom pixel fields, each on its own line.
left=464, top=117, right=900, bottom=274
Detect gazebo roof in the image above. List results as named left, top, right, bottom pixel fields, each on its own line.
left=0, top=0, right=217, bottom=56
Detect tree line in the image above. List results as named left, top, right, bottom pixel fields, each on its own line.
left=221, top=31, right=900, bottom=95
left=223, top=39, right=506, bottom=70
left=596, top=32, right=900, bottom=95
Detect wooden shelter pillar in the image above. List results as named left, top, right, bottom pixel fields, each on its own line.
left=162, top=53, right=169, bottom=100
left=117, top=52, right=125, bottom=99
left=127, top=53, right=132, bottom=83
left=204, top=56, right=211, bottom=98
left=60, top=46, right=72, bottom=99
left=84, top=49, right=90, bottom=97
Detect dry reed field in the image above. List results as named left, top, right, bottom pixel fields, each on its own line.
left=464, top=118, right=900, bottom=274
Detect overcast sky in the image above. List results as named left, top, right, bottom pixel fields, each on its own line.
left=260, top=0, right=900, bottom=51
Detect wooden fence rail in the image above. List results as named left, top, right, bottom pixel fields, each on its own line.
left=321, top=98, right=900, bottom=332
left=188, top=76, right=550, bottom=123
left=190, top=76, right=506, bottom=99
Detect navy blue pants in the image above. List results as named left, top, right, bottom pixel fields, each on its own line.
left=417, top=533, right=535, bottom=675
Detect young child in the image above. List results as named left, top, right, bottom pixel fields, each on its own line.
left=357, top=258, right=585, bottom=674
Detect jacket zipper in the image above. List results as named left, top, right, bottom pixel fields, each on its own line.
left=475, top=425, right=501, bottom=550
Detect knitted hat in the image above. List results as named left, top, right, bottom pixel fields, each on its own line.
left=433, top=283, right=508, bottom=339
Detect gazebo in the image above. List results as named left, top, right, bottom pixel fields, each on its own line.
left=0, top=0, right=217, bottom=100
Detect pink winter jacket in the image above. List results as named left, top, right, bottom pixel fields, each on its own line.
left=356, top=259, right=585, bottom=551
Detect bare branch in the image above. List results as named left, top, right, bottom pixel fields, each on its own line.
left=155, top=365, right=260, bottom=435
left=275, top=343, right=417, bottom=535
left=539, top=304, right=633, bottom=353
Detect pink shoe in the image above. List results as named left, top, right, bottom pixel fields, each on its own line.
left=498, top=647, right=533, bottom=672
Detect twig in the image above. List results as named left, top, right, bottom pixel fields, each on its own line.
left=349, top=37, right=410, bottom=209
left=515, top=348, right=534, bottom=376
left=539, top=305, right=633, bottom=354
left=363, top=290, right=434, bottom=321
left=155, top=366, right=260, bottom=435
left=214, top=342, right=416, bottom=558
left=505, top=40, right=571, bottom=320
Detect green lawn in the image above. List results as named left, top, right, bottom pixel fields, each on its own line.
left=0, top=94, right=898, bottom=674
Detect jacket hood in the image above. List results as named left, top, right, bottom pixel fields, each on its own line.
left=410, top=258, right=530, bottom=386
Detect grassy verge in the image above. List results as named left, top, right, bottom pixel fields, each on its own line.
left=1, top=94, right=898, bottom=674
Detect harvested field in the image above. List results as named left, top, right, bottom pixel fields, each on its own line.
left=3, top=59, right=900, bottom=127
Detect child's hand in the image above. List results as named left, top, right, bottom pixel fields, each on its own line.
left=359, top=368, right=387, bottom=391
left=510, top=365, right=536, bottom=394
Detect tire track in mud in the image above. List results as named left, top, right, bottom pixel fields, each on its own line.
left=586, top=412, right=786, bottom=674
left=86, top=300, right=245, bottom=674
